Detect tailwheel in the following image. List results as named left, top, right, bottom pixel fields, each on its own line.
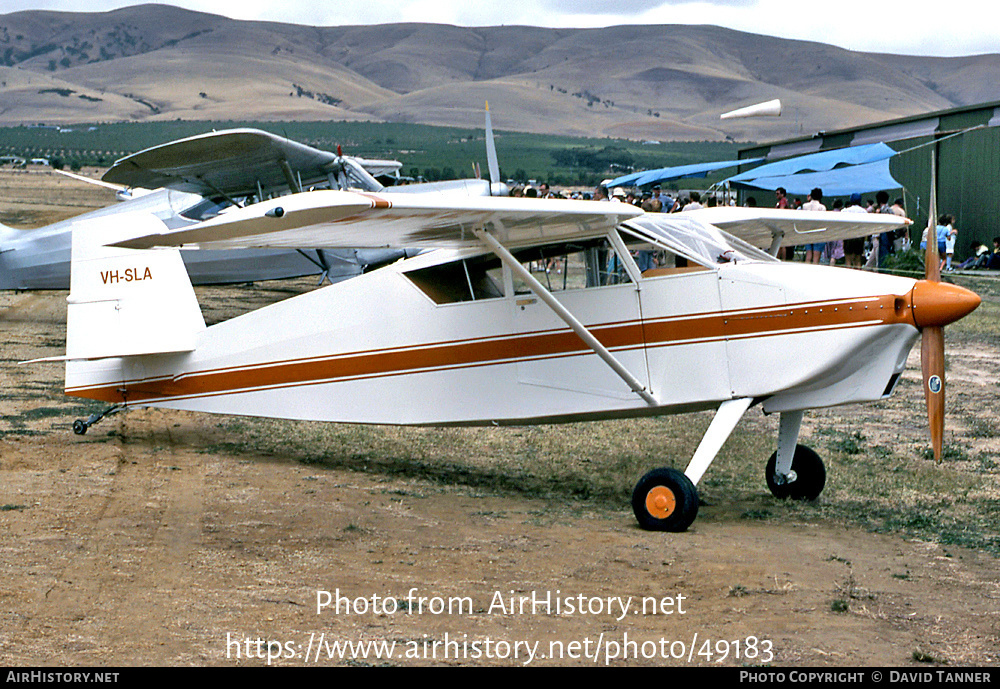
left=765, top=444, right=826, bottom=501
left=632, top=467, right=699, bottom=532
left=72, top=403, right=125, bottom=437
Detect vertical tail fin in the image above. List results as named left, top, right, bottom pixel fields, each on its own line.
left=66, top=213, right=205, bottom=359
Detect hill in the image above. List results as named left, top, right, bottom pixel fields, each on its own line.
left=1, top=4, right=998, bottom=141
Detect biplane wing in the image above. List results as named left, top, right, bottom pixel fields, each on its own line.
left=111, top=192, right=645, bottom=252
left=101, top=128, right=385, bottom=197
left=686, top=206, right=911, bottom=252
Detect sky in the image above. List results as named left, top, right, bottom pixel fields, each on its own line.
left=3, top=0, right=998, bottom=58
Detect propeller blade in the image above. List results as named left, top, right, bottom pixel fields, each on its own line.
left=924, top=216, right=940, bottom=283
left=920, top=147, right=945, bottom=463
left=921, top=325, right=945, bottom=463
left=485, top=101, right=500, bottom=194
left=924, top=149, right=940, bottom=282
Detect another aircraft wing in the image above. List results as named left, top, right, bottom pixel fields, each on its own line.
left=687, top=207, right=911, bottom=249
left=101, top=128, right=381, bottom=197
left=54, top=168, right=128, bottom=192
left=112, top=191, right=644, bottom=251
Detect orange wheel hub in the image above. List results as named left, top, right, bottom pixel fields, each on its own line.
left=645, top=486, right=676, bottom=519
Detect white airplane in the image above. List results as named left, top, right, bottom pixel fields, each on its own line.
left=2, top=112, right=506, bottom=290
left=53, top=192, right=979, bottom=531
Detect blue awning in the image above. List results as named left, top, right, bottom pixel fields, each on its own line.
left=727, top=159, right=902, bottom=197
left=723, top=143, right=901, bottom=196
left=607, top=158, right=763, bottom=189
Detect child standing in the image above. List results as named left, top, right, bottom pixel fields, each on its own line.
left=942, top=216, right=958, bottom=271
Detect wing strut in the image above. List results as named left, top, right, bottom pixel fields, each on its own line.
left=280, top=160, right=302, bottom=194
left=766, top=227, right=784, bottom=256
left=294, top=249, right=335, bottom=284
left=475, top=228, right=658, bottom=406
left=196, top=175, right=244, bottom=209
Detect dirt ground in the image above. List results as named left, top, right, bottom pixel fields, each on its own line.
left=0, top=169, right=997, bottom=667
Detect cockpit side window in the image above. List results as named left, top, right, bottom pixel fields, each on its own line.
left=404, top=254, right=505, bottom=304
left=619, top=233, right=709, bottom=277
left=510, top=236, right=632, bottom=294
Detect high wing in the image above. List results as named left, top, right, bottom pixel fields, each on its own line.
left=686, top=207, right=911, bottom=251
left=113, top=193, right=912, bottom=255
left=112, top=191, right=644, bottom=251
left=101, top=128, right=384, bottom=197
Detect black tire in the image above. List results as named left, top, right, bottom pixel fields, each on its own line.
left=765, top=444, right=825, bottom=500
left=73, top=419, right=87, bottom=435
left=631, top=467, right=699, bottom=532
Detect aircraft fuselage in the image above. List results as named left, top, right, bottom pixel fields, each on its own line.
left=64, top=247, right=921, bottom=426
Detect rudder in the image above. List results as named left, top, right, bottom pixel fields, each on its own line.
left=66, top=213, right=205, bottom=360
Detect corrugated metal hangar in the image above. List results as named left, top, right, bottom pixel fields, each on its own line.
left=737, top=100, right=1000, bottom=252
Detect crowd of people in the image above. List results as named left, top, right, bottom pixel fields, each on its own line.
left=737, top=187, right=913, bottom=270
left=510, top=181, right=715, bottom=214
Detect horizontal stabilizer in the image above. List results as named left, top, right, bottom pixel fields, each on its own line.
left=67, top=214, right=205, bottom=360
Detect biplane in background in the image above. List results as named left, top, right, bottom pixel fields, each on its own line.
left=1, top=112, right=507, bottom=289
left=56, top=192, right=978, bottom=531
left=0, top=128, right=403, bottom=289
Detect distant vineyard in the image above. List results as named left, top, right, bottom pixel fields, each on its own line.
left=0, top=120, right=742, bottom=188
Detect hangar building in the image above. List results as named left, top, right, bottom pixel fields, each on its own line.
left=736, top=100, right=1000, bottom=252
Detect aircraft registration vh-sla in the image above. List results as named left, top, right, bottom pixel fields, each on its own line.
left=51, top=192, right=980, bottom=531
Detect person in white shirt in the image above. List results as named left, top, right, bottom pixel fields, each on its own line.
left=682, top=191, right=704, bottom=211
left=801, top=187, right=826, bottom=264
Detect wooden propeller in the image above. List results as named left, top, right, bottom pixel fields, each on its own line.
left=923, top=146, right=949, bottom=462
left=909, top=268, right=980, bottom=464
left=911, top=150, right=985, bottom=463
left=923, top=149, right=944, bottom=463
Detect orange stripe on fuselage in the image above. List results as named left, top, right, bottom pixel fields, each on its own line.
left=66, top=294, right=915, bottom=404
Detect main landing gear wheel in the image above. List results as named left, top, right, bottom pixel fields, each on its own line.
left=632, top=467, right=699, bottom=532
left=765, top=444, right=826, bottom=501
